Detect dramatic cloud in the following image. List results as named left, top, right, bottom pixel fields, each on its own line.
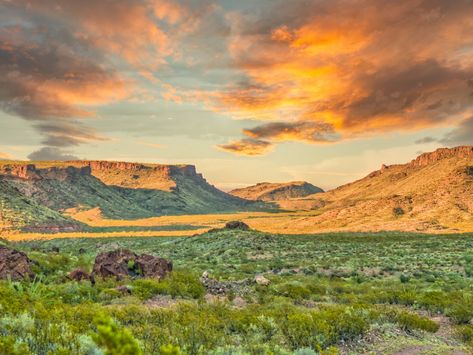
left=212, top=0, right=473, bottom=154
left=217, top=138, right=273, bottom=156
left=244, top=121, right=339, bottom=143
left=2, top=0, right=473, bottom=159
left=0, top=0, right=218, bottom=158
left=27, top=147, right=79, bottom=161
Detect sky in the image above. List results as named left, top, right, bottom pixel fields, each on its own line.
left=1, top=0, right=473, bottom=191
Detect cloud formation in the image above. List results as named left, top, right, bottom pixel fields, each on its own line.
left=0, top=0, right=215, bottom=159
left=213, top=0, right=473, bottom=154
left=27, top=147, right=79, bottom=161
left=244, top=121, right=339, bottom=143
left=217, top=138, right=273, bottom=156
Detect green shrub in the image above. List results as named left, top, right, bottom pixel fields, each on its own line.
left=447, top=304, right=473, bottom=324
left=456, top=325, right=473, bottom=346
left=395, top=311, right=439, bottom=333
left=92, top=315, right=142, bottom=355
left=132, top=279, right=170, bottom=300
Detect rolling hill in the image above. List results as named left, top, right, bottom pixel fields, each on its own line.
left=230, top=181, right=323, bottom=202
left=269, top=146, right=473, bottom=232
left=0, top=161, right=266, bottom=232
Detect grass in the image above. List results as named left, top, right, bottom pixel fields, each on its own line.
left=0, top=229, right=470, bottom=354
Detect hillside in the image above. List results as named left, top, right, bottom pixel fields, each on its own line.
left=270, top=146, right=473, bottom=232
left=230, top=181, right=323, bottom=201
left=0, top=161, right=266, bottom=232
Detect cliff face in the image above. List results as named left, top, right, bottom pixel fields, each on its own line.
left=0, top=160, right=264, bottom=232
left=409, top=146, right=473, bottom=168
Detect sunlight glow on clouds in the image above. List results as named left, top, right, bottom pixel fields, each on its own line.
left=0, top=0, right=472, bottom=162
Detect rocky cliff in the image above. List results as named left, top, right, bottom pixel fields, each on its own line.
left=0, top=160, right=266, bottom=232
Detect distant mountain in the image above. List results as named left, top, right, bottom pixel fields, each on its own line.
left=276, top=146, right=473, bottom=232
left=230, top=181, right=323, bottom=202
left=0, top=161, right=266, bottom=232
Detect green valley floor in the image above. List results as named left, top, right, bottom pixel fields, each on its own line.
left=1, top=230, right=473, bottom=354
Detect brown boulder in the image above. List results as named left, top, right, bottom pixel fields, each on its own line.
left=135, top=254, right=172, bottom=280
left=68, top=268, right=93, bottom=282
left=225, top=221, right=250, bottom=230
left=0, top=246, right=35, bottom=280
left=93, top=249, right=137, bottom=280
left=92, top=249, right=172, bottom=280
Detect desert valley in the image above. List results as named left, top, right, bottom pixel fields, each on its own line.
left=2, top=0, right=473, bottom=353
left=1, top=146, right=472, bottom=239
left=0, top=147, right=472, bottom=354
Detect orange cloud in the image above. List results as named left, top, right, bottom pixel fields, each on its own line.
left=217, top=139, right=273, bottom=156
left=210, top=0, right=473, bottom=154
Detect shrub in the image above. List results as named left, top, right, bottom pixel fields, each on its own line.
left=447, top=304, right=473, bottom=324
left=456, top=325, right=473, bottom=346
left=92, top=315, right=142, bottom=355
left=395, top=311, right=439, bottom=333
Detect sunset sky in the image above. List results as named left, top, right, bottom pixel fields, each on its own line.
left=1, top=0, right=472, bottom=190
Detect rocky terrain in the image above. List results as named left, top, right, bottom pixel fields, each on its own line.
left=230, top=181, right=323, bottom=202
left=0, top=161, right=266, bottom=232
left=270, top=146, right=473, bottom=232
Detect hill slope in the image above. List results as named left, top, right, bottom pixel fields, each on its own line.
left=230, top=181, right=323, bottom=201
left=0, top=161, right=266, bottom=232
left=272, top=146, right=473, bottom=232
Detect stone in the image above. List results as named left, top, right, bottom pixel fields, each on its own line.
left=224, top=221, right=250, bottom=230
left=92, top=249, right=172, bottom=281
left=92, top=249, right=138, bottom=280
left=0, top=246, right=35, bottom=280
left=68, top=268, right=92, bottom=282
left=255, top=275, right=271, bottom=286
left=135, top=254, right=172, bottom=280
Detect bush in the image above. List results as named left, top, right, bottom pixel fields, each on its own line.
left=92, top=315, right=142, bottom=355
left=132, top=271, right=205, bottom=300
left=447, top=304, right=473, bottom=324
left=395, top=311, right=439, bottom=333
left=456, top=325, right=473, bottom=346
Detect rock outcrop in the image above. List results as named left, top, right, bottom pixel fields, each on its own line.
left=409, top=146, right=473, bottom=168
left=200, top=271, right=251, bottom=295
left=225, top=221, right=250, bottom=230
left=92, top=249, right=172, bottom=280
left=0, top=246, right=35, bottom=280
left=135, top=254, right=173, bottom=280
left=68, top=268, right=93, bottom=282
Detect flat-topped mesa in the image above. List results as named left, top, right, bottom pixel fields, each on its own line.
left=409, top=146, right=473, bottom=168
left=65, top=160, right=197, bottom=175
left=61, top=160, right=202, bottom=190
left=0, top=164, right=91, bottom=180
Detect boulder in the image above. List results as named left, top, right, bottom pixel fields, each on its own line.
left=92, top=249, right=138, bottom=280
left=135, top=254, right=172, bottom=280
left=116, top=285, right=132, bottom=294
left=255, top=275, right=271, bottom=286
left=68, top=268, right=92, bottom=282
left=0, top=246, right=35, bottom=280
left=224, top=221, right=250, bottom=230
left=200, top=271, right=252, bottom=295
left=92, top=249, right=172, bottom=280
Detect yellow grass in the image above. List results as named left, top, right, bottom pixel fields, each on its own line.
left=3, top=229, right=210, bottom=242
